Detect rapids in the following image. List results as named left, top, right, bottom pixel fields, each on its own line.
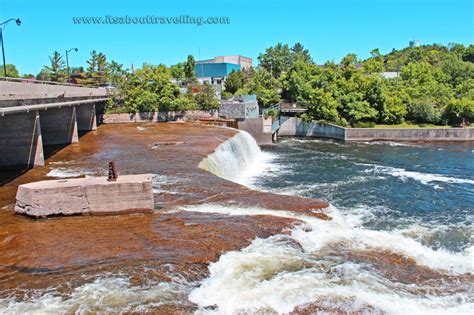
left=0, top=123, right=472, bottom=314
left=193, top=135, right=474, bottom=314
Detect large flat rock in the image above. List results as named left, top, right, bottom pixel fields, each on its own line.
left=15, top=174, right=154, bottom=217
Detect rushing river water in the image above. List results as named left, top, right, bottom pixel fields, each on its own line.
left=255, top=139, right=474, bottom=253
left=0, top=124, right=473, bottom=314
left=189, top=137, right=474, bottom=314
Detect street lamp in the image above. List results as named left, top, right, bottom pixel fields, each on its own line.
left=0, top=18, right=21, bottom=77
left=65, top=47, right=78, bottom=77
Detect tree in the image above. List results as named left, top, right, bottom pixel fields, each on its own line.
left=306, top=89, right=340, bottom=122
left=444, top=98, right=474, bottom=125
left=407, top=97, right=442, bottom=124
left=96, top=52, right=108, bottom=84
left=363, top=48, right=384, bottom=73
left=291, top=43, right=312, bottom=64
left=36, top=69, right=49, bottom=81
left=122, top=63, right=179, bottom=113
left=86, top=50, right=98, bottom=76
left=195, top=84, right=219, bottom=109
left=247, top=68, right=280, bottom=107
left=170, top=62, right=186, bottom=82
left=282, top=57, right=318, bottom=102
left=86, top=50, right=109, bottom=85
left=108, top=60, right=128, bottom=86
left=184, top=55, right=196, bottom=83
left=0, top=64, right=19, bottom=77
left=258, top=43, right=291, bottom=78
left=462, top=44, right=474, bottom=63
left=224, top=70, right=245, bottom=94
left=43, top=51, right=66, bottom=81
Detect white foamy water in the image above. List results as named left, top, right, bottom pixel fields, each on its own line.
left=0, top=275, right=192, bottom=314
left=194, top=134, right=473, bottom=314
left=179, top=204, right=473, bottom=315
left=361, top=163, right=474, bottom=185
left=198, top=130, right=278, bottom=186
left=151, top=174, right=183, bottom=194
left=46, top=168, right=94, bottom=178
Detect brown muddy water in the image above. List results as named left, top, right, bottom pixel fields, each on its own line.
left=0, top=122, right=329, bottom=313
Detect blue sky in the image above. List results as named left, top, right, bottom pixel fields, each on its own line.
left=1, top=0, right=473, bottom=75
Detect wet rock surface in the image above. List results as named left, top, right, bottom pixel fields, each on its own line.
left=0, top=122, right=318, bottom=311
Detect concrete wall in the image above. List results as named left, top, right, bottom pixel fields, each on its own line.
left=279, top=117, right=346, bottom=140
left=0, top=111, right=44, bottom=168
left=40, top=107, right=79, bottom=145
left=0, top=102, right=102, bottom=169
left=76, top=103, right=97, bottom=131
left=237, top=118, right=273, bottom=146
left=15, top=174, right=154, bottom=217
left=102, top=110, right=218, bottom=124
left=219, top=100, right=259, bottom=119
left=0, top=81, right=107, bottom=102
left=345, top=128, right=474, bottom=141
left=279, top=116, right=474, bottom=142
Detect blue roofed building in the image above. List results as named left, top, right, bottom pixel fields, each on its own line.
left=194, top=63, right=241, bottom=85
left=194, top=55, right=252, bottom=86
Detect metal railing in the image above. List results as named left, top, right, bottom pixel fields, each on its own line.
left=0, top=76, right=99, bottom=88
left=0, top=97, right=109, bottom=116
left=261, top=103, right=280, bottom=116
left=262, top=103, right=281, bottom=132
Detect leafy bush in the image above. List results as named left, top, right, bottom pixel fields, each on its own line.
left=235, top=88, right=251, bottom=97
left=221, top=91, right=232, bottom=100
left=264, top=108, right=279, bottom=119
left=408, top=98, right=442, bottom=124
left=300, top=113, right=313, bottom=125
left=443, top=98, right=474, bottom=125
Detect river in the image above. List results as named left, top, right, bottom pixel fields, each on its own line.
left=185, top=137, right=474, bottom=314
left=0, top=124, right=472, bottom=314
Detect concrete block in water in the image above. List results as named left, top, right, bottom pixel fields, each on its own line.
left=15, top=174, right=154, bottom=217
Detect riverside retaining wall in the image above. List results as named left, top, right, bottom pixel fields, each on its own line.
left=237, top=118, right=273, bottom=146
left=345, top=127, right=474, bottom=141
left=278, top=117, right=346, bottom=140
left=279, top=116, right=474, bottom=142
left=103, top=110, right=218, bottom=123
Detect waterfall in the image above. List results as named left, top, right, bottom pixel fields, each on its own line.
left=198, top=130, right=268, bottom=185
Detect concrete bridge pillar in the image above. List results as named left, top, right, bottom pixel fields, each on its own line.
left=40, top=106, right=79, bottom=145
left=76, top=103, right=97, bottom=131
left=0, top=111, right=45, bottom=168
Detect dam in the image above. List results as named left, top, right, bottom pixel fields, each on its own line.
left=0, top=122, right=472, bottom=313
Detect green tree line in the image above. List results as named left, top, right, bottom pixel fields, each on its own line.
left=6, top=42, right=474, bottom=123
left=224, top=42, right=474, bottom=127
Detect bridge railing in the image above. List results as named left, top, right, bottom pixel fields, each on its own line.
left=0, top=76, right=98, bottom=88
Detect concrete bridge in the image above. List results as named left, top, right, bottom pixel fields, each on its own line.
left=0, top=78, right=109, bottom=169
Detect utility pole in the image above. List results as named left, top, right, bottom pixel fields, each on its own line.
left=0, top=18, right=21, bottom=77
left=65, top=47, right=78, bottom=77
